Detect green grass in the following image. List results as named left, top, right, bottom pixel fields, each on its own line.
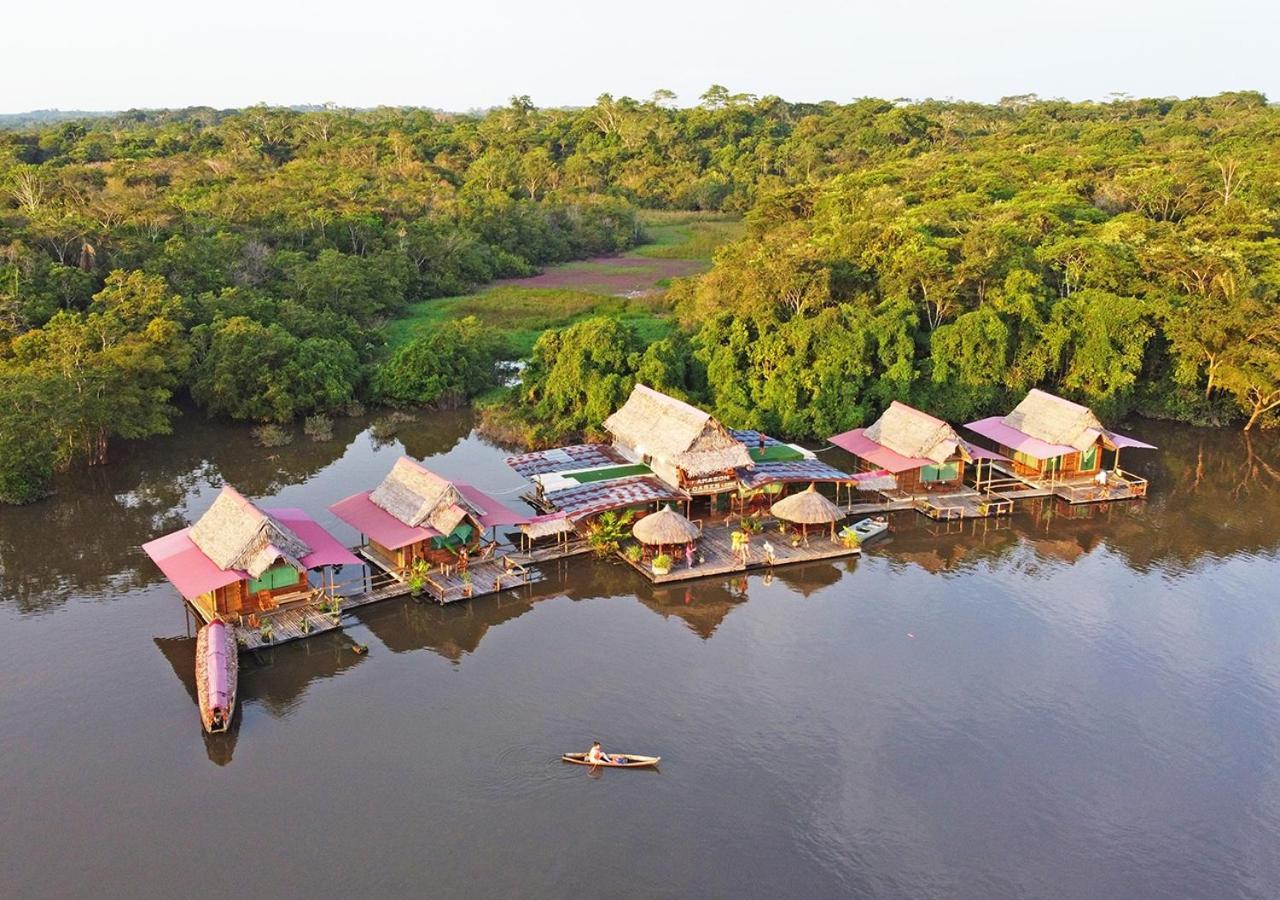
left=387, top=287, right=674, bottom=356
left=633, top=211, right=745, bottom=260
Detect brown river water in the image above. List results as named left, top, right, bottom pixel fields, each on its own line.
left=1, top=412, right=1278, bottom=898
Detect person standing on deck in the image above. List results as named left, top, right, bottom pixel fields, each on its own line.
left=685, top=542, right=695, bottom=569
left=762, top=539, right=775, bottom=566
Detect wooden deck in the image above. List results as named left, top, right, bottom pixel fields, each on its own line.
left=986, top=464, right=1148, bottom=505
left=618, top=518, right=861, bottom=584
left=187, top=597, right=343, bottom=651
left=351, top=547, right=537, bottom=605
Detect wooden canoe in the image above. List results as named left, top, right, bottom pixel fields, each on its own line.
left=196, top=620, right=238, bottom=734
left=562, top=753, right=660, bottom=768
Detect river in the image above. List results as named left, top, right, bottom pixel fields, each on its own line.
left=1, top=412, right=1278, bottom=898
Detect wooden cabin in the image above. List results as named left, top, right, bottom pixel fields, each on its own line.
left=330, top=456, right=523, bottom=575
left=829, top=402, right=1000, bottom=495
left=965, top=389, right=1155, bottom=482
left=603, top=384, right=754, bottom=497
left=142, top=486, right=360, bottom=622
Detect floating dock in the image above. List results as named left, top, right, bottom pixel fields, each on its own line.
left=618, top=518, right=861, bottom=584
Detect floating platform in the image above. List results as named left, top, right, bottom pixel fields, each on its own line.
left=186, top=597, right=344, bottom=652
left=985, top=463, right=1148, bottom=505
left=618, top=519, right=861, bottom=584
left=350, top=549, right=537, bottom=606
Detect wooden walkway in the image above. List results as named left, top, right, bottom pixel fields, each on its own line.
left=506, top=540, right=593, bottom=566
left=185, top=598, right=344, bottom=652
left=619, top=518, right=861, bottom=584
left=349, top=548, right=537, bottom=606
left=985, top=464, right=1148, bottom=505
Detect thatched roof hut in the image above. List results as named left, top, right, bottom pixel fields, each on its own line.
left=770, top=484, right=843, bottom=525
left=864, top=401, right=967, bottom=464
left=604, top=384, right=752, bottom=477
left=1001, top=389, right=1106, bottom=452
left=369, top=457, right=472, bottom=533
left=189, top=486, right=311, bottom=578
left=632, top=506, right=702, bottom=546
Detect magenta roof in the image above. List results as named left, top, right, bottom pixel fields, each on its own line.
left=831, top=427, right=1005, bottom=472
left=330, top=482, right=525, bottom=550
left=829, top=428, right=934, bottom=473
left=330, top=491, right=438, bottom=550
left=965, top=417, right=1155, bottom=459
left=454, top=483, right=526, bottom=527
left=142, top=506, right=359, bottom=601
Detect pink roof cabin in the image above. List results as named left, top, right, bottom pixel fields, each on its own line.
left=142, top=485, right=359, bottom=621
left=965, top=389, right=1155, bottom=479
left=830, top=401, right=1004, bottom=494
left=329, top=456, right=524, bottom=572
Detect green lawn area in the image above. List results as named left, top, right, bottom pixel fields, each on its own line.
left=384, top=212, right=742, bottom=357
left=634, top=211, right=745, bottom=260
left=387, top=287, right=674, bottom=356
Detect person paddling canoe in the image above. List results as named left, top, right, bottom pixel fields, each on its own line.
left=587, top=741, right=624, bottom=765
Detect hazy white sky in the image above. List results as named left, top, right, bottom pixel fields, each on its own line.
left=2, top=0, right=1276, bottom=111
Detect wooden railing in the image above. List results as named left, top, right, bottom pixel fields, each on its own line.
left=1054, top=469, right=1148, bottom=504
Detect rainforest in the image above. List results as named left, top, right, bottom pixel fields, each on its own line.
left=2, top=89, right=1278, bottom=503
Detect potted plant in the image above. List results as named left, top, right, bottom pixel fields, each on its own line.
left=461, top=570, right=473, bottom=597
left=406, top=559, right=429, bottom=598
left=652, top=553, right=673, bottom=576
left=259, top=620, right=274, bottom=644
left=624, top=544, right=643, bottom=563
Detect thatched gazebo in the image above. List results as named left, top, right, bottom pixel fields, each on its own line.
left=770, top=483, right=843, bottom=540
left=632, top=505, right=701, bottom=553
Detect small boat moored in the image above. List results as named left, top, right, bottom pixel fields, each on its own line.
left=849, top=516, right=889, bottom=544
left=196, top=619, right=238, bottom=733
left=562, top=753, right=661, bottom=768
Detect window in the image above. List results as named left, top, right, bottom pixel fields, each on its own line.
left=920, top=462, right=959, bottom=483
left=248, top=564, right=300, bottom=593
left=1080, top=445, right=1098, bottom=471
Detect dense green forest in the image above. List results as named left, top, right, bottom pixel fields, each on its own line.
left=2, top=90, right=1279, bottom=502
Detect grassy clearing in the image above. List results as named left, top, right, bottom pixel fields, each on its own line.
left=385, top=211, right=741, bottom=358
left=634, top=211, right=745, bottom=260
left=387, top=287, right=673, bottom=356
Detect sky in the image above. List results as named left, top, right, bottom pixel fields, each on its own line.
left=2, top=0, right=1276, bottom=112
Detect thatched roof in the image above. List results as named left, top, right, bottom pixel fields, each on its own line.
left=865, top=401, right=965, bottom=464
left=603, top=384, right=753, bottom=477
left=632, top=505, right=702, bottom=546
left=1002, top=389, right=1105, bottom=452
left=369, top=457, right=471, bottom=533
left=189, top=486, right=310, bottom=578
left=770, top=484, right=844, bottom=525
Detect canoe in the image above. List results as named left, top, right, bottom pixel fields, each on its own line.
left=851, top=516, right=889, bottom=543
left=196, top=619, right=238, bottom=734
left=562, top=753, right=660, bottom=768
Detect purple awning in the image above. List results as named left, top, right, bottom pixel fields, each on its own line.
left=964, top=416, right=1078, bottom=460
left=966, top=416, right=1156, bottom=457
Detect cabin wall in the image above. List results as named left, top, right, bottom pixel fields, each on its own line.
left=1005, top=442, right=1101, bottom=478
left=856, top=455, right=964, bottom=494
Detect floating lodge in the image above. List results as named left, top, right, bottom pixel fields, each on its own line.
left=143, top=385, right=1156, bottom=650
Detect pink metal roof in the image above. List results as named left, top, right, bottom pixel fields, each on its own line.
left=268, top=508, right=362, bottom=568
left=454, top=483, right=527, bottom=527
left=964, top=416, right=1077, bottom=459
left=142, top=528, right=245, bottom=600
left=141, top=506, right=357, bottom=601
left=829, top=428, right=938, bottom=473
left=330, top=491, right=438, bottom=550
left=1110, top=433, right=1157, bottom=450
left=329, top=481, right=524, bottom=550
left=831, top=427, right=1007, bottom=471
left=965, top=417, right=1155, bottom=458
